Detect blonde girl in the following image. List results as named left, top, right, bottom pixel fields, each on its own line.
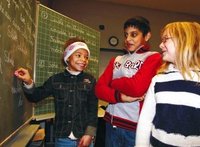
left=136, top=22, right=200, bottom=146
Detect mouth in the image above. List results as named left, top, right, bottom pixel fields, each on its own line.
left=162, top=50, right=167, bottom=56
left=126, top=43, right=134, bottom=49
left=78, top=63, right=86, bottom=67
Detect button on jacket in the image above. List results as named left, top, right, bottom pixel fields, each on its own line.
left=23, top=70, right=98, bottom=138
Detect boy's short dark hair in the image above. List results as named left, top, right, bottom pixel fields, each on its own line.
left=124, top=16, right=151, bottom=36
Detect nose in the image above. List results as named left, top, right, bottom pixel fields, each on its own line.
left=159, top=42, right=164, bottom=49
left=126, top=35, right=131, bottom=41
left=80, top=55, right=88, bottom=62
left=81, top=56, right=85, bottom=61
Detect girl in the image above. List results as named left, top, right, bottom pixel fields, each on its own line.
left=136, top=22, right=200, bottom=146
left=15, top=37, right=98, bottom=147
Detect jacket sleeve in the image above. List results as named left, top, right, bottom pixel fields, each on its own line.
left=95, top=57, right=120, bottom=103
left=110, top=53, right=162, bottom=97
left=85, top=77, right=98, bottom=137
left=135, top=78, right=157, bottom=146
left=22, top=76, right=53, bottom=103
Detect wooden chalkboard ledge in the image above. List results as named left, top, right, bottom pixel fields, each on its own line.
left=5, top=124, right=40, bottom=147
left=34, top=113, right=55, bottom=121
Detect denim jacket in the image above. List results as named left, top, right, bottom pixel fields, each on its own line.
left=23, top=70, right=98, bottom=138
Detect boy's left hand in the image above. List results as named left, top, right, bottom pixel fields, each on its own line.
left=120, top=93, right=145, bottom=103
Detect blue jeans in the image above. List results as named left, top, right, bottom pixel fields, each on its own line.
left=55, top=138, right=94, bottom=147
left=105, top=123, right=136, bottom=147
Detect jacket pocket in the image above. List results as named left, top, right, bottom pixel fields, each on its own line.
left=53, top=83, right=70, bottom=101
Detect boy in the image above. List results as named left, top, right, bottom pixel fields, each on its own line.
left=95, top=16, right=162, bottom=146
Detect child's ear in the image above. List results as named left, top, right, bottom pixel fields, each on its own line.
left=145, top=32, right=151, bottom=41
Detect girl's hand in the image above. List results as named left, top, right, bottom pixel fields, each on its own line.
left=14, top=68, right=33, bottom=85
left=78, top=135, right=93, bottom=147
left=120, top=93, right=145, bottom=103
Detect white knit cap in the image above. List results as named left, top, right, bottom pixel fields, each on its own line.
left=63, top=42, right=90, bottom=64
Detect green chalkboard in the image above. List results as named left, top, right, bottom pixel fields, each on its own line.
left=0, top=0, right=36, bottom=145
left=34, top=4, right=100, bottom=119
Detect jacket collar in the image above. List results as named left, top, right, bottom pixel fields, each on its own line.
left=125, top=44, right=150, bottom=54
left=64, top=69, right=83, bottom=77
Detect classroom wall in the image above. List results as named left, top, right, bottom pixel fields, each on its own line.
left=38, top=0, right=200, bottom=78
left=45, top=0, right=200, bottom=52
left=34, top=2, right=200, bottom=143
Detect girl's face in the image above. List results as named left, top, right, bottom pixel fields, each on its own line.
left=124, top=26, right=150, bottom=52
left=159, top=31, right=176, bottom=64
left=67, top=49, right=89, bottom=72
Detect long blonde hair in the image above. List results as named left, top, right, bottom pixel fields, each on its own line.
left=158, top=22, right=200, bottom=79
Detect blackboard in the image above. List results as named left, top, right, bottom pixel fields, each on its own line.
left=0, top=0, right=36, bottom=145
left=34, top=4, right=100, bottom=119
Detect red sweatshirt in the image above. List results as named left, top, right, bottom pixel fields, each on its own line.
left=95, top=47, right=162, bottom=130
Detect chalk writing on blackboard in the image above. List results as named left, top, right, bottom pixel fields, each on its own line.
left=0, top=0, right=36, bottom=145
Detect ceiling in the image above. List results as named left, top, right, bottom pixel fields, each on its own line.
left=95, top=0, right=200, bottom=16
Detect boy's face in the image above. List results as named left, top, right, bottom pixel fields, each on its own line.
left=67, top=49, right=89, bottom=72
left=124, top=26, right=149, bottom=52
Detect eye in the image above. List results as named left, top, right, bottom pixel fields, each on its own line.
left=131, top=32, right=138, bottom=37
left=161, top=37, right=172, bottom=43
left=124, top=32, right=138, bottom=38
left=84, top=56, right=89, bottom=60
left=75, top=54, right=81, bottom=58
left=124, top=32, right=128, bottom=38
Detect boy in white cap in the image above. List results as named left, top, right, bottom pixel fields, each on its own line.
left=15, top=37, right=98, bottom=147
